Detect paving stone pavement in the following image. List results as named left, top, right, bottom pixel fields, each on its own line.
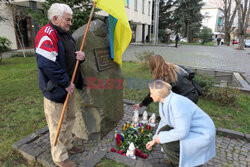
left=13, top=103, right=250, bottom=167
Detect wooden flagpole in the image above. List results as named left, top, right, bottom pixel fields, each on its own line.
left=53, top=1, right=96, bottom=146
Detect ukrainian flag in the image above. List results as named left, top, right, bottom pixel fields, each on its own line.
left=94, top=0, right=132, bottom=65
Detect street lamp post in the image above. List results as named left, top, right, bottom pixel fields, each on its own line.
left=153, top=0, right=159, bottom=45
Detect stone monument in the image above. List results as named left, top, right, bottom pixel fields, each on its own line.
left=71, top=19, right=124, bottom=140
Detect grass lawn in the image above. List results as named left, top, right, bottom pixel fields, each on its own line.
left=0, top=57, right=249, bottom=166
left=178, top=41, right=215, bottom=46
left=0, top=57, right=45, bottom=167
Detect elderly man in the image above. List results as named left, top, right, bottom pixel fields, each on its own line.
left=35, top=3, right=85, bottom=167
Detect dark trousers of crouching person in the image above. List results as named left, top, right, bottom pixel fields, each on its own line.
left=158, top=125, right=206, bottom=167
left=158, top=125, right=180, bottom=167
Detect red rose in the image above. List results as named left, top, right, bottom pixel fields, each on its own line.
left=146, top=125, right=151, bottom=130
left=122, top=153, right=126, bottom=156
left=139, top=153, right=147, bottom=158
left=110, top=148, right=116, bottom=152
left=135, top=148, right=141, bottom=156
left=118, top=150, right=123, bottom=154
left=116, top=134, right=122, bottom=145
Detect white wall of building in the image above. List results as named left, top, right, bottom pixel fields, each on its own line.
left=127, top=0, right=152, bottom=25
left=201, top=5, right=224, bottom=34
left=0, top=0, right=44, bottom=49
left=0, top=3, right=18, bottom=49
left=201, top=8, right=219, bottom=32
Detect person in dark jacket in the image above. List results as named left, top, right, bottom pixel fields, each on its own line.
left=217, top=34, right=222, bottom=46
left=175, top=33, right=180, bottom=48
left=35, top=3, right=85, bottom=167
left=133, top=55, right=199, bottom=110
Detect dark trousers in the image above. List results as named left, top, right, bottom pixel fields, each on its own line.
left=158, top=125, right=180, bottom=167
left=175, top=41, right=178, bottom=48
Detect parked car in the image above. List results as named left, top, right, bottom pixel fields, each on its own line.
left=245, top=39, right=250, bottom=47
left=232, top=39, right=238, bottom=44
left=180, top=38, right=187, bottom=42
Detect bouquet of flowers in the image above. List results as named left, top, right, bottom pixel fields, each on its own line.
left=111, top=122, right=154, bottom=159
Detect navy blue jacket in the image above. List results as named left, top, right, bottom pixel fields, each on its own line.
left=35, top=23, right=71, bottom=103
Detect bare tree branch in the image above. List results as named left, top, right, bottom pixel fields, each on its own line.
left=243, top=0, right=250, bottom=31
left=237, top=0, right=250, bottom=49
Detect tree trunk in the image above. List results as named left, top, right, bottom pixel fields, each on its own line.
left=236, top=0, right=250, bottom=50
left=186, top=21, right=190, bottom=43
left=224, top=31, right=231, bottom=46
left=238, top=34, right=245, bottom=50
left=237, top=1, right=243, bottom=50
left=223, top=0, right=239, bottom=46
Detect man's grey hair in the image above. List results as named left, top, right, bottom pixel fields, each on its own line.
left=48, top=3, right=73, bottom=21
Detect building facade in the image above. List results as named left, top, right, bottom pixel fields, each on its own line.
left=97, top=0, right=153, bottom=43
left=201, top=1, right=224, bottom=35
left=0, top=0, right=43, bottom=49
left=0, top=0, right=153, bottom=49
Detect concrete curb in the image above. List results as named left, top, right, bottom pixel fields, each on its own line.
left=105, top=152, right=153, bottom=167
left=123, top=99, right=250, bottom=142
left=12, top=126, right=49, bottom=150
left=86, top=150, right=106, bottom=167
left=130, top=43, right=217, bottom=48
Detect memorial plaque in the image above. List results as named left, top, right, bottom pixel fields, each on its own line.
left=93, top=47, right=114, bottom=72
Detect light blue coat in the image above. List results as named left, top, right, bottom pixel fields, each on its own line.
left=153, top=91, right=216, bottom=167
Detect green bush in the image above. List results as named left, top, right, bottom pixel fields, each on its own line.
left=245, top=33, right=250, bottom=38
left=11, top=52, right=35, bottom=57
left=194, top=73, right=216, bottom=92
left=194, top=73, right=238, bottom=106
left=135, top=50, right=154, bottom=70
left=0, top=36, right=12, bottom=53
left=199, top=27, right=213, bottom=45
left=205, top=87, right=238, bottom=106
left=158, top=29, right=167, bottom=43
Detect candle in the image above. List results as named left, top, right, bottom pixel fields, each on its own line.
left=126, top=121, right=130, bottom=128
left=122, top=124, right=126, bottom=131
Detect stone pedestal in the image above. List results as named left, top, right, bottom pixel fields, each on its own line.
left=72, top=19, right=124, bottom=140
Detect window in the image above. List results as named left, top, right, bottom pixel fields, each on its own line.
left=142, top=0, right=145, bottom=14
left=218, top=17, right=222, bottom=26
left=148, top=1, right=150, bottom=16
left=134, top=0, right=137, bottom=11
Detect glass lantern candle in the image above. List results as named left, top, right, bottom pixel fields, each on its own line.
left=122, top=124, right=126, bottom=131
left=126, top=121, right=130, bottom=128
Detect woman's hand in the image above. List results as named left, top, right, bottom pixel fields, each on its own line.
left=133, top=103, right=140, bottom=110
left=146, top=140, right=156, bottom=151
left=155, top=135, right=160, bottom=144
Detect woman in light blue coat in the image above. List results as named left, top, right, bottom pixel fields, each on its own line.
left=146, top=80, right=216, bottom=167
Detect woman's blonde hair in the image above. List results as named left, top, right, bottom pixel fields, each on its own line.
left=149, top=80, right=172, bottom=99
left=149, top=55, right=179, bottom=84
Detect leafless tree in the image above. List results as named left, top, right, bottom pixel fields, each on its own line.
left=223, top=0, right=239, bottom=46
left=236, top=0, right=250, bottom=50
left=7, top=3, right=26, bottom=57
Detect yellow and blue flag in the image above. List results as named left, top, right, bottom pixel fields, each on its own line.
left=94, top=0, right=132, bottom=65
